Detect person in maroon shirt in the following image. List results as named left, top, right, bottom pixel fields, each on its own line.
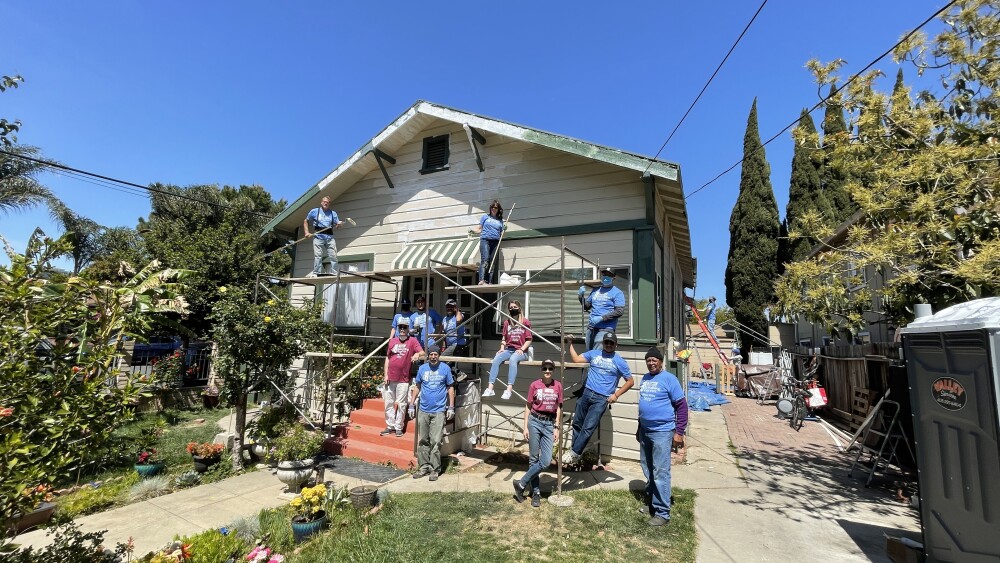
left=381, top=319, right=424, bottom=437
left=483, top=300, right=532, bottom=400
left=513, top=359, right=563, bottom=507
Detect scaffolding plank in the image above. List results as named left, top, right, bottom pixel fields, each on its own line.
left=303, top=352, right=587, bottom=368
left=446, top=279, right=603, bottom=292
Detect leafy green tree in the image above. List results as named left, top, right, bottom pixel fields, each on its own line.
left=0, top=74, right=24, bottom=147
left=781, top=110, right=832, bottom=265
left=725, top=99, right=780, bottom=350
left=0, top=231, right=188, bottom=533
left=138, top=184, right=289, bottom=339
left=0, top=145, right=52, bottom=215
left=776, top=0, right=1000, bottom=333
left=210, top=287, right=328, bottom=469
left=83, top=226, right=150, bottom=282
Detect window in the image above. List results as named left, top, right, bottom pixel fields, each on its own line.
left=320, top=260, right=370, bottom=328
left=420, top=135, right=450, bottom=174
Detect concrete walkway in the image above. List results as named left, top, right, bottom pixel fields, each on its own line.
left=15, top=402, right=919, bottom=560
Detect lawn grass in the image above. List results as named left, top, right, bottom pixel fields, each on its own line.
left=288, top=489, right=697, bottom=563
left=54, top=407, right=237, bottom=518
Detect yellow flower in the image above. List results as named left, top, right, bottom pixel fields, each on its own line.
left=219, top=286, right=228, bottom=293
left=267, top=299, right=275, bottom=306
left=264, top=316, right=272, bottom=323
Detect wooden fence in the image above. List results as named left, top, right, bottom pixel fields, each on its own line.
left=791, top=343, right=901, bottom=433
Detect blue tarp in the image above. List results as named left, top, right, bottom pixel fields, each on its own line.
left=687, top=380, right=731, bottom=411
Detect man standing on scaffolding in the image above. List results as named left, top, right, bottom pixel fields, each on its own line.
left=441, top=298, right=469, bottom=380
left=561, top=332, right=633, bottom=465
left=409, top=295, right=442, bottom=350
left=303, top=196, right=344, bottom=278
left=381, top=318, right=424, bottom=438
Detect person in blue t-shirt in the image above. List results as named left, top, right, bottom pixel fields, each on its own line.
left=637, top=346, right=688, bottom=527
left=561, top=331, right=633, bottom=465
left=303, top=196, right=344, bottom=278
left=390, top=297, right=412, bottom=339
left=409, top=295, right=443, bottom=350
left=703, top=296, right=718, bottom=345
left=440, top=299, right=469, bottom=380
left=579, top=267, right=626, bottom=350
left=408, top=346, right=455, bottom=481
left=472, top=200, right=505, bottom=285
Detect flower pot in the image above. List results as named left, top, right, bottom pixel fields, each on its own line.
left=275, top=459, right=314, bottom=494
left=192, top=455, right=220, bottom=473
left=10, top=502, right=57, bottom=534
left=350, top=485, right=377, bottom=510
left=250, top=443, right=268, bottom=461
left=291, top=510, right=327, bottom=543
left=134, top=462, right=166, bottom=478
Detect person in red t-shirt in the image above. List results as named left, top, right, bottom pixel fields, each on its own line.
left=513, top=359, right=563, bottom=507
left=483, top=300, right=532, bottom=400
left=381, top=319, right=424, bottom=437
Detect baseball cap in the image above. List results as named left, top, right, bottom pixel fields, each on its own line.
left=400, top=298, right=411, bottom=306
left=541, top=359, right=556, bottom=369
left=396, top=318, right=409, bottom=327
left=600, top=267, right=616, bottom=277
left=445, top=298, right=457, bottom=306
left=602, top=332, right=618, bottom=344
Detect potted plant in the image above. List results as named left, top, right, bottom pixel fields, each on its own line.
left=270, top=423, right=324, bottom=493
left=200, top=384, right=220, bottom=409
left=10, top=485, right=57, bottom=533
left=186, top=441, right=225, bottom=473
left=290, top=483, right=327, bottom=543
left=134, top=448, right=166, bottom=478
left=246, top=402, right=295, bottom=462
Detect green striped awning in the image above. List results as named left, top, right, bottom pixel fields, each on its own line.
left=392, top=238, right=479, bottom=271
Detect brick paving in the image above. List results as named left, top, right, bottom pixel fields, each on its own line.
left=722, top=393, right=847, bottom=466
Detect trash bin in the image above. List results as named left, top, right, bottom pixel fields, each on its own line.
left=900, top=298, right=1000, bottom=562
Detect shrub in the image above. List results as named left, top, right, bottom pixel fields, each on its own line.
left=172, top=528, right=248, bottom=563
left=186, top=442, right=225, bottom=458
left=55, top=474, right=138, bottom=519
left=128, top=476, right=171, bottom=501
left=174, top=471, right=201, bottom=489
left=226, top=515, right=261, bottom=543
left=269, top=423, right=324, bottom=462
left=7, top=521, right=131, bottom=563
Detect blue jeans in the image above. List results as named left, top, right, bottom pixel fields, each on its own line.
left=707, top=318, right=717, bottom=344
left=479, top=238, right=499, bottom=284
left=638, top=428, right=674, bottom=520
left=570, top=388, right=608, bottom=455
left=518, top=414, right=554, bottom=494
left=585, top=327, right=615, bottom=352
left=488, top=348, right=525, bottom=386
left=312, top=236, right=338, bottom=275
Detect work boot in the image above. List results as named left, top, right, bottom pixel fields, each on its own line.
left=531, top=492, right=541, bottom=508
left=512, top=480, right=526, bottom=503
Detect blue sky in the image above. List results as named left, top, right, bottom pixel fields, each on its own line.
left=1, top=1, right=948, bottom=304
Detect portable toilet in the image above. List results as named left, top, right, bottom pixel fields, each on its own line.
left=900, top=298, right=1000, bottom=562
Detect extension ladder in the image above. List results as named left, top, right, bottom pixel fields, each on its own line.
left=684, top=296, right=729, bottom=364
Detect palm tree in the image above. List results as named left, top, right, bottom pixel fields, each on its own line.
left=0, top=145, right=53, bottom=214
left=48, top=200, right=101, bottom=274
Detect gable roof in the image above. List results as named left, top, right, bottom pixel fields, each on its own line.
left=263, top=100, right=694, bottom=284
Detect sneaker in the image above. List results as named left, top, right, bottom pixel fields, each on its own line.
left=501, top=389, right=512, bottom=400
left=531, top=492, right=541, bottom=508
left=395, top=430, right=404, bottom=437
left=306, top=272, right=319, bottom=278
left=454, top=371, right=468, bottom=383
left=482, top=388, right=495, bottom=397
left=412, top=468, right=430, bottom=479
left=648, top=516, right=669, bottom=527
left=560, top=451, right=578, bottom=465
left=428, top=472, right=438, bottom=482
left=379, top=427, right=394, bottom=436
left=513, top=480, right=526, bottom=503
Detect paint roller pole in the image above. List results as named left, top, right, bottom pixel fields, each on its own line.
left=486, top=203, right=515, bottom=284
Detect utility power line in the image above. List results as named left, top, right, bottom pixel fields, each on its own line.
left=684, top=0, right=959, bottom=200
left=0, top=148, right=278, bottom=220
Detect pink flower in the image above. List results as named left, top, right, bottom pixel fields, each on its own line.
left=267, top=556, right=284, bottom=563
left=0, top=406, right=13, bottom=417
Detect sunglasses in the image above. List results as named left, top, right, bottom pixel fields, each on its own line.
left=542, top=368, right=553, bottom=372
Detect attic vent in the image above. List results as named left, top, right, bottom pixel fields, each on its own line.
left=420, top=134, right=450, bottom=174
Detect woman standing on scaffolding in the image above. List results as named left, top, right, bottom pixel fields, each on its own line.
left=472, top=200, right=505, bottom=285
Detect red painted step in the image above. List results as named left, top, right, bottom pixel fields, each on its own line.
left=325, top=398, right=417, bottom=469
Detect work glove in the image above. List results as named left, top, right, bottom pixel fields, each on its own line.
left=578, top=285, right=586, bottom=297
left=446, top=408, right=455, bottom=421
left=407, top=404, right=416, bottom=419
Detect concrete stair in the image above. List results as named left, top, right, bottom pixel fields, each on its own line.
left=324, top=398, right=417, bottom=469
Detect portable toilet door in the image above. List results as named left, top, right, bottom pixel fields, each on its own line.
left=900, top=298, right=1000, bottom=562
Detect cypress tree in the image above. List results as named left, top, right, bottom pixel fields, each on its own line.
left=782, top=109, right=829, bottom=264
left=822, top=84, right=855, bottom=223
left=725, top=99, right=780, bottom=350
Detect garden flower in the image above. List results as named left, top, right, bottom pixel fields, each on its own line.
left=267, top=299, right=275, bottom=306
left=0, top=406, right=13, bottom=417
left=219, top=286, right=228, bottom=293
left=264, top=316, right=272, bottom=323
